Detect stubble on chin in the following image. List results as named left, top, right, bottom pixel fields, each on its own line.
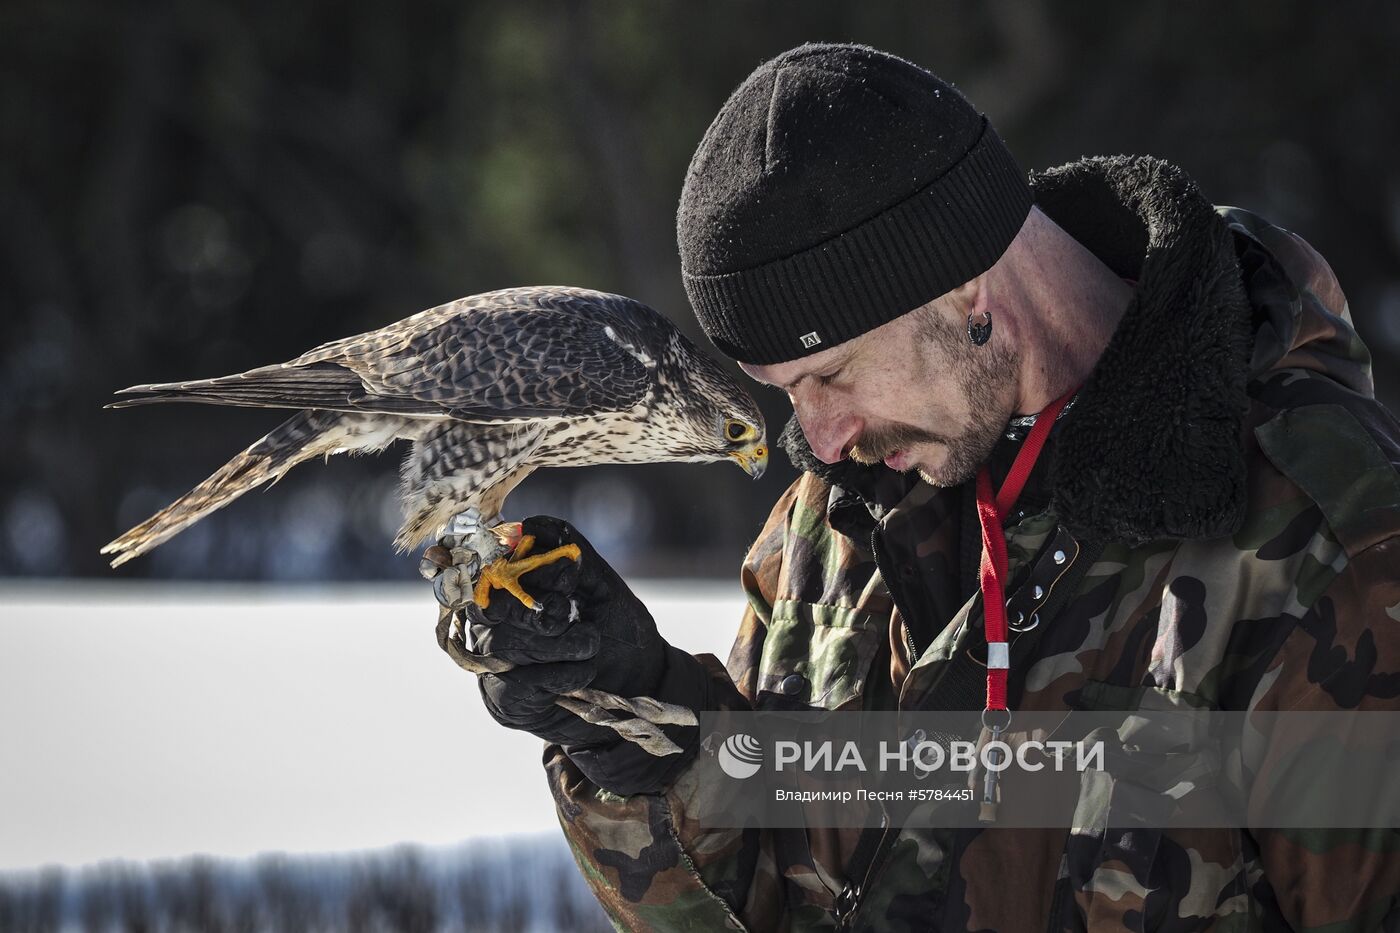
left=915, top=419, right=1002, bottom=486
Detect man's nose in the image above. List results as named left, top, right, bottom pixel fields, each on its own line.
left=794, top=402, right=860, bottom=465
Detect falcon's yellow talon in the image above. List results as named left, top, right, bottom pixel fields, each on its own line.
left=471, top=542, right=582, bottom=611
left=472, top=574, right=499, bottom=609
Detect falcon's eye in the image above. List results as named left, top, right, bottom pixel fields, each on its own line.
left=725, top=420, right=753, bottom=443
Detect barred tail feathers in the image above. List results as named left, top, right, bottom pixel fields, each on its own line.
left=102, top=410, right=362, bottom=567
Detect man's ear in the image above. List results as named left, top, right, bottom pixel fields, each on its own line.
left=971, top=273, right=990, bottom=318
left=946, top=273, right=988, bottom=317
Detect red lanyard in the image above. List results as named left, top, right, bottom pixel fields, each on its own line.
left=975, top=388, right=1077, bottom=714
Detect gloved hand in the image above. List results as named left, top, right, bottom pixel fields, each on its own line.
left=452, top=516, right=712, bottom=796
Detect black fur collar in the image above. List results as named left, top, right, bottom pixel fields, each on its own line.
left=779, top=155, right=1256, bottom=545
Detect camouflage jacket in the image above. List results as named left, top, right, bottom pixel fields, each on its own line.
left=545, top=156, right=1400, bottom=931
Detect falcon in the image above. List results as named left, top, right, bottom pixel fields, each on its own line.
left=102, top=286, right=768, bottom=578
left=105, top=285, right=766, bottom=756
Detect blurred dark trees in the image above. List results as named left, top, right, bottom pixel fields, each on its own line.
left=0, top=867, right=61, bottom=932
left=0, top=838, right=611, bottom=931
left=4, top=1, right=1398, bottom=579
left=346, top=849, right=438, bottom=933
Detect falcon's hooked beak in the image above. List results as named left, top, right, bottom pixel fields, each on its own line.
left=729, top=441, right=768, bottom=480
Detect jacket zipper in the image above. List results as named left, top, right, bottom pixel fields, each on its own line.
left=832, top=530, right=918, bottom=929
left=835, top=811, right=891, bottom=931
left=871, top=529, right=920, bottom=671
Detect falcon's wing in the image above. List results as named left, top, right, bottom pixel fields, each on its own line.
left=340, top=300, right=655, bottom=421
left=110, top=290, right=656, bottom=422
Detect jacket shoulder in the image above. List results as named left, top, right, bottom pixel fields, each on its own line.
left=1253, top=399, right=1400, bottom=558
left=1223, top=205, right=1376, bottom=397
left=1222, top=205, right=1400, bottom=556
left=1219, top=206, right=1350, bottom=324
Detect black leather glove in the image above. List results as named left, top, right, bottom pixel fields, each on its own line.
left=459, top=516, right=712, bottom=796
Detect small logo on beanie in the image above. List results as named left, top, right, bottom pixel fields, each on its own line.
left=799, top=332, right=822, bottom=349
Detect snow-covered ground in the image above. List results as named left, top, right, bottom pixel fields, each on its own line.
left=0, top=580, right=745, bottom=872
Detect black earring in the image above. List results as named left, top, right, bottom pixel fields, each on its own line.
left=967, top=310, right=993, bottom=346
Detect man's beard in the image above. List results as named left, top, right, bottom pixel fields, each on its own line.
left=849, top=311, right=1017, bottom=487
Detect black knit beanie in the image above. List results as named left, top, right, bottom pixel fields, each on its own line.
left=679, top=43, right=1033, bottom=365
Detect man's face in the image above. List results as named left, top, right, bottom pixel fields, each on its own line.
left=740, top=297, right=1019, bottom=487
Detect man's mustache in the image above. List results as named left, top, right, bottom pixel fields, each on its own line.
left=848, top=423, right=943, bottom=465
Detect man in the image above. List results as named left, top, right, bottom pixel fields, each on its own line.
left=461, top=43, right=1400, bottom=930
